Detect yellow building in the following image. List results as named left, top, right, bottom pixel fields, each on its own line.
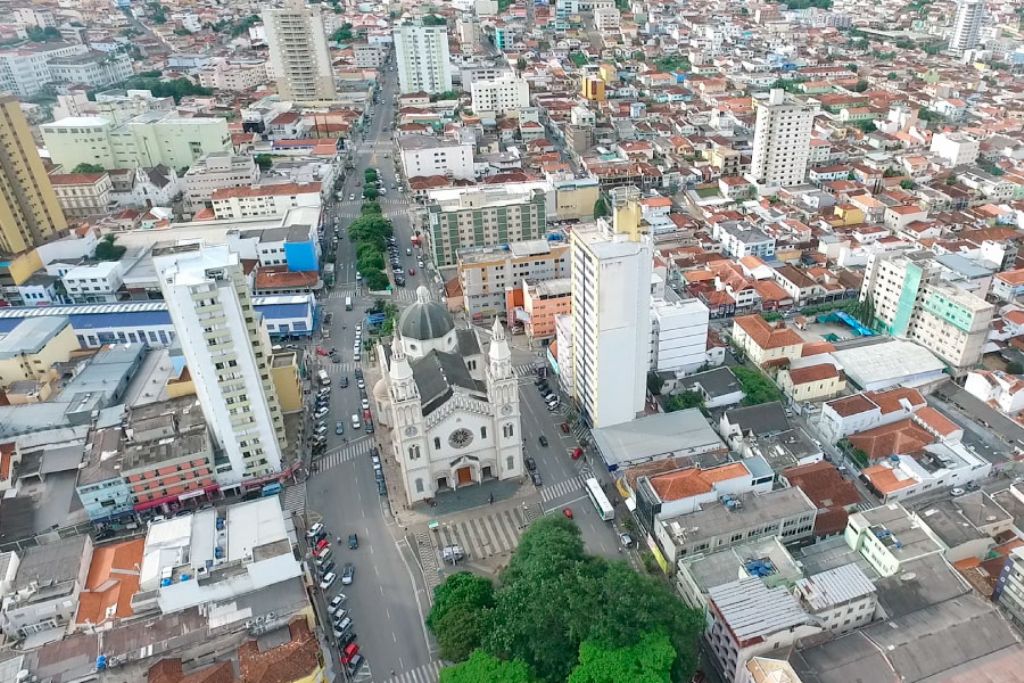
left=1, top=249, right=44, bottom=286
left=0, top=316, right=79, bottom=388
left=165, top=365, right=197, bottom=399
left=833, top=204, right=865, bottom=226
left=0, top=95, right=67, bottom=254
left=777, top=363, right=846, bottom=401
left=554, top=179, right=600, bottom=220
left=581, top=76, right=606, bottom=102
left=598, top=63, right=617, bottom=83
left=731, top=314, right=804, bottom=368
left=271, top=350, right=303, bottom=413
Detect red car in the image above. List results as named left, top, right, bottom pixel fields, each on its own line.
left=570, top=447, right=583, bottom=460
left=362, top=408, right=372, bottom=420
left=562, top=507, right=574, bottom=519
left=315, top=538, right=330, bottom=552
left=316, top=346, right=330, bottom=356
left=408, top=267, right=416, bottom=275
left=560, top=422, right=570, bottom=434
left=340, top=642, right=360, bottom=664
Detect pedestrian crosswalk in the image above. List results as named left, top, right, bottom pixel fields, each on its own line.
left=280, top=481, right=306, bottom=514
left=414, top=531, right=443, bottom=594
left=514, top=362, right=540, bottom=378
left=435, top=506, right=532, bottom=560
left=395, top=289, right=420, bottom=303
left=390, top=660, right=444, bottom=683
left=313, top=437, right=375, bottom=472
left=540, top=475, right=585, bottom=504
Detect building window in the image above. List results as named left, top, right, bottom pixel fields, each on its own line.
left=415, top=478, right=424, bottom=493
left=434, top=437, right=441, bottom=450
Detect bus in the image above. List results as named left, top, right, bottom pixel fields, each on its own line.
left=584, top=478, right=614, bottom=521
left=345, top=296, right=353, bottom=311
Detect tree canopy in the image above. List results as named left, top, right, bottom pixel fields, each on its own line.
left=254, top=154, right=273, bottom=171
left=95, top=234, right=126, bottom=261
left=431, top=516, right=703, bottom=683
left=441, top=651, right=532, bottom=683
left=733, top=366, right=783, bottom=406
left=110, top=76, right=212, bottom=104
left=72, top=163, right=105, bottom=174
left=663, top=391, right=704, bottom=413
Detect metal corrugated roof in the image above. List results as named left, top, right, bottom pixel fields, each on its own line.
left=708, top=577, right=809, bottom=641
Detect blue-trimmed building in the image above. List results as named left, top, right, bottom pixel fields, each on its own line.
left=0, top=295, right=316, bottom=349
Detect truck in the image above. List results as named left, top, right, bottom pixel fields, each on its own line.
left=345, top=296, right=353, bottom=311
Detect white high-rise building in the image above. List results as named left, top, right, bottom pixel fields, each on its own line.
left=263, top=0, right=337, bottom=103
left=395, top=22, right=453, bottom=95
left=749, top=89, right=816, bottom=188
left=155, top=246, right=288, bottom=485
left=951, top=0, right=983, bottom=54
left=568, top=187, right=652, bottom=428
left=470, top=74, right=530, bottom=115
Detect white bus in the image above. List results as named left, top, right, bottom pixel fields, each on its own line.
left=584, top=478, right=614, bottom=521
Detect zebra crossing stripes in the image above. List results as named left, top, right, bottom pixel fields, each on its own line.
left=438, top=507, right=532, bottom=560
left=513, top=363, right=540, bottom=378
left=313, top=437, right=375, bottom=472
left=280, top=481, right=306, bottom=514
left=394, top=289, right=420, bottom=303
left=540, top=476, right=585, bottom=504
left=389, top=660, right=444, bottom=683
left=414, top=532, right=443, bottom=595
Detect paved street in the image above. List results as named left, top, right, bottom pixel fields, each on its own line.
left=300, top=52, right=440, bottom=683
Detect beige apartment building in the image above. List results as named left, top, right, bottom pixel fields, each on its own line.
left=0, top=95, right=67, bottom=253
left=457, top=239, right=569, bottom=320
left=49, top=172, right=114, bottom=219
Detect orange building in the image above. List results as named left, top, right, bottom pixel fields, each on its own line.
left=512, top=278, right=572, bottom=340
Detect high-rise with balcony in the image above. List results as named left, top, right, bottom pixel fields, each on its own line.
left=395, top=22, right=452, bottom=95
left=263, top=0, right=336, bottom=103
left=567, top=187, right=652, bottom=428
left=0, top=95, right=67, bottom=254
left=155, top=245, right=288, bottom=484
left=951, top=0, right=984, bottom=54
left=750, top=88, right=816, bottom=188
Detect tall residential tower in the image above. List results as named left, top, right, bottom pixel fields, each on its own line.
left=394, top=22, right=453, bottom=95
left=263, top=0, right=337, bottom=103
left=951, top=0, right=984, bottom=54
left=155, top=246, right=288, bottom=484
left=567, top=187, right=652, bottom=428
left=0, top=95, right=67, bottom=253
left=750, top=88, right=816, bottom=188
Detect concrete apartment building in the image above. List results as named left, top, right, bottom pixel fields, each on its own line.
left=651, top=294, right=711, bottom=376
left=457, top=239, right=569, bottom=320
left=197, top=58, right=269, bottom=91
left=394, top=22, right=452, bottom=94
left=397, top=134, right=474, bottom=181
left=263, top=0, right=337, bottom=103
left=930, top=131, right=980, bottom=167
left=46, top=51, right=133, bottom=89
left=425, top=187, right=547, bottom=266
left=182, top=152, right=261, bottom=209
left=0, top=316, right=78, bottom=388
left=210, top=182, right=321, bottom=220
left=41, top=112, right=231, bottom=172
left=0, top=42, right=88, bottom=97
left=154, top=246, right=288, bottom=485
left=470, top=74, right=530, bottom=115
left=749, top=88, right=816, bottom=188
left=353, top=43, right=386, bottom=68
left=48, top=172, right=114, bottom=219
left=519, top=279, right=571, bottom=340
left=567, top=189, right=652, bottom=428
left=861, top=251, right=993, bottom=374
left=951, top=0, right=984, bottom=53
left=0, top=96, right=67, bottom=254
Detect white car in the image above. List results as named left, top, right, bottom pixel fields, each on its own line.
left=314, top=407, right=329, bottom=419
left=355, top=324, right=362, bottom=333
left=319, top=572, right=337, bottom=589
left=361, top=398, right=370, bottom=410
left=328, top=594, right=348, bottom=616
left=349, top=194, right=355, bottom=201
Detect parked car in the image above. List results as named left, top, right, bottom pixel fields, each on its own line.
left=319, top=572, right=337, bottom=589
left=306, top=522, right=324, bottom=540
left=346, top=653, right=365, bottom=676
left=341, top=563, right=355, bottom=585
left=314, top=407, right=329, bottom=419
left=340, top=642, right=360, bottom=665
left=525, top=456, right=537, bottom=471
left=328, top=594, right=348, bottom=616
left=318, top=559, right=336, bottom=576
left=570, top=447, right=583, bottom=460
left=619, top=533, right=634, bottom=548
left=337, top=630, right=357, bottom=648
left=560, top=422, right=570, bottom=434
left=530, top=470, right=543, bottom=486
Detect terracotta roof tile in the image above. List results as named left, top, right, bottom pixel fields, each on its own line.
left=864, top=387, right=925, bottom=415
left=733, top=314, right=804, bottom=350
left=848, top=419, right=935, bottom=459
left=649, top=462, right=749, bottom=501
left=787, top=363, right=840, bottom=385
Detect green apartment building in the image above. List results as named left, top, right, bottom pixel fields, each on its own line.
left=425, top=187, right=547, bottom=266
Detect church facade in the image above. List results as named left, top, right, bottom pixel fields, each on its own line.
left=374, top=287, right=524, bottom=505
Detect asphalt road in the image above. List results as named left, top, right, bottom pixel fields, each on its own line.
left=304, top=55, right=439, bottom=682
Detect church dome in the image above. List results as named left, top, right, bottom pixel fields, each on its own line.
left=373, top=377, right=390, bottom=404
left=398, top=286, right=455, bottom=341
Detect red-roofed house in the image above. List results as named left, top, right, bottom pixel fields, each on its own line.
left=777, top=362, right=846, bottom=401
left=643, top=460, right=771, bottom=516
left=75, top=538, right=145, bottom=629
left=783, top=461, right=860, bottom=537
left=847, top=418, right=934, bottom=461
left=818, top=387, right=926, bottom=444
left=731, top=315, right=804, bottom=367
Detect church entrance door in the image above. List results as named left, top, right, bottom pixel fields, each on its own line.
left=457, top=466, right=473, bottom=485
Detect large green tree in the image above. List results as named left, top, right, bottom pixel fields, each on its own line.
left=72, top=162, right=105, bottom=173
left=733, top=366, right=783, bottom=405
left=361, top=268, right=390, bottom=291
left=440, top=650, right=532, bottom=683
left=569, top=631, right=676, bottom=683
left=430, top=516, right=704, bottom=683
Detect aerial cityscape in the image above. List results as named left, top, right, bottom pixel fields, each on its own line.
left=0, top=0, right=1022, bottom=681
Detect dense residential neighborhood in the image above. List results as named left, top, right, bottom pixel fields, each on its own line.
left=0, top=0, right=1023, bottom=680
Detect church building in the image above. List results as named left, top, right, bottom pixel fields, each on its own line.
left=374, top=287, right=524, bottom=505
